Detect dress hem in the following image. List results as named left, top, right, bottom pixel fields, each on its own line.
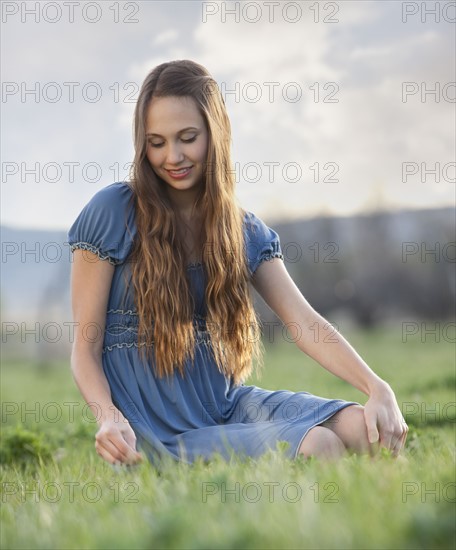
left=291, top=401, right=361, bottom=460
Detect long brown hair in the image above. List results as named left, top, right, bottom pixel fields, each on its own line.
left=129, top=59, right=264, bottom=385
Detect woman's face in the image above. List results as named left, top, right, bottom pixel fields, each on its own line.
left=145, top=96, right=209, bottom=199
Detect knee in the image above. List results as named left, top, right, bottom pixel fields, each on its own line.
left=329, top=404, right=371, bottom=454
left=344, top=404, right=370, bottom=452
left=297, top=426, right=346, bottom=461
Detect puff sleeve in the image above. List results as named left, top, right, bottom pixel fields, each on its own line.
left=243, top=210, right=284, bottom=276
left=67, top=182, right=137, bottom=265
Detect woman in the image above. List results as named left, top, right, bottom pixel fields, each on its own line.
left=68, top=59, right=408, bottom=467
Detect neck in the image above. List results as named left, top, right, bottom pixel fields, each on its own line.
left=166, top=188, right=203, bottom=222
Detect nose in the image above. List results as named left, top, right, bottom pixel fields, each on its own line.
left=165, top=143, right=185, bottom=166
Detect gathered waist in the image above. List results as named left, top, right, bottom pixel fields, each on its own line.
left=103, top=309, right=210, bottom=353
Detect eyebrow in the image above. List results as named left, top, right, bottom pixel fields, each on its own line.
left=146, top=127, right=199, bottom=137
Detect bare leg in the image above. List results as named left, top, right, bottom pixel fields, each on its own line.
left=297, top=425, right=347, bottom=461
left=320, top=404, right=371, bottom=455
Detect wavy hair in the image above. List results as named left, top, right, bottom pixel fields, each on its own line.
left=128, top=59, right=264, bottom=386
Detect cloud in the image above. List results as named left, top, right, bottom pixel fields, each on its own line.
left=153, top=29, right=179, bottom=45
left=2, top=1, right=454, bottom=229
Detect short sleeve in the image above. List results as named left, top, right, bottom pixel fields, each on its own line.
left=243, top=211, right=284, bottom=276
left=67, top=182, right=137, bottom=265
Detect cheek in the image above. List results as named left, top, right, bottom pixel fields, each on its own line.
left=194, top=139, right=208, bottom=162
left=146, top=147, right=159, bottom=168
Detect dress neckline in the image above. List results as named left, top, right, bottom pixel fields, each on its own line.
left=186, top=261, right=203, bottom=268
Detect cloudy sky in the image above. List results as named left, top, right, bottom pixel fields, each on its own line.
left=2, top=0, right=455, bottom=229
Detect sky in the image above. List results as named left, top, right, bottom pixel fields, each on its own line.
left=1, top=0, right=455, bottom=230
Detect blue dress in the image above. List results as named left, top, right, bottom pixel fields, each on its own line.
left=68, top=181, right=359, bottom=466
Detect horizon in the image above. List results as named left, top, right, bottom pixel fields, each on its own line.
left=2, top=203, right=454, bottom=233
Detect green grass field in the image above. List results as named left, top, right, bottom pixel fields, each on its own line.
left=1, top=326, right=455, bottom=549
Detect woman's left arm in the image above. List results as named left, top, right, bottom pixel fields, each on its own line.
left=251, top=258, right=408, bottom=455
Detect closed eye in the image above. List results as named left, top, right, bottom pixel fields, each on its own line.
left=148, top=136, right=197, bottom=148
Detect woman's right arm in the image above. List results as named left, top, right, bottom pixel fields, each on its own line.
left=70, top=249, right=143, bottom=465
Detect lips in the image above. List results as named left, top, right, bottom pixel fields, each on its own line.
left=166, top=166, right=193, bottom=179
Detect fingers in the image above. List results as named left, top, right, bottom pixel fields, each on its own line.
left=391, top=421, right=409, bottom=457
left=364, top=409, right=380, bottom=445
left=364, top=405, right=409, bottom=458
left=364, top=387, right=409, bottom=458
left=95, top=425, right=143, bottom=466
left=96, top=438, right=142, bottom=466
left=379, top=419, right=409, bottom=457
left=123, top=431, right=142, bottom=459
left=364, top=409, right=381, bottom=457
left=379, top=428, right=393, bottom=452
left=96, top=437, right=129, bottom=465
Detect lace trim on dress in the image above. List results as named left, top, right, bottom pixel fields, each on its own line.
left=102, top=333, right=213, bottom=353
left=255, top=251, right=284, bottom=272
left=102, top=310, right=210, bottom=353
left=70, top=242, right=121, bottom=266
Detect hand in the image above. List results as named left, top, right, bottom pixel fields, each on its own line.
left=364, top=381, right=408, bottom=457
left=95, top=411, right=143, bottom=466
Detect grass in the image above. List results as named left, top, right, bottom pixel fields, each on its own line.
left=1, top=325, right=455, bottom=549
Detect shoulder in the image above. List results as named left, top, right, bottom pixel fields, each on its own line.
left=87, top=181, right=135, bottom=212
left=242, top=209, right=267, bottom=234
left=242, top=209, right=259, bottom=226
left=71, top=181, right=136, bottom=228
left=242, top=209, right=280, bottom=241
left=67, top=181, right=137, bottom=265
